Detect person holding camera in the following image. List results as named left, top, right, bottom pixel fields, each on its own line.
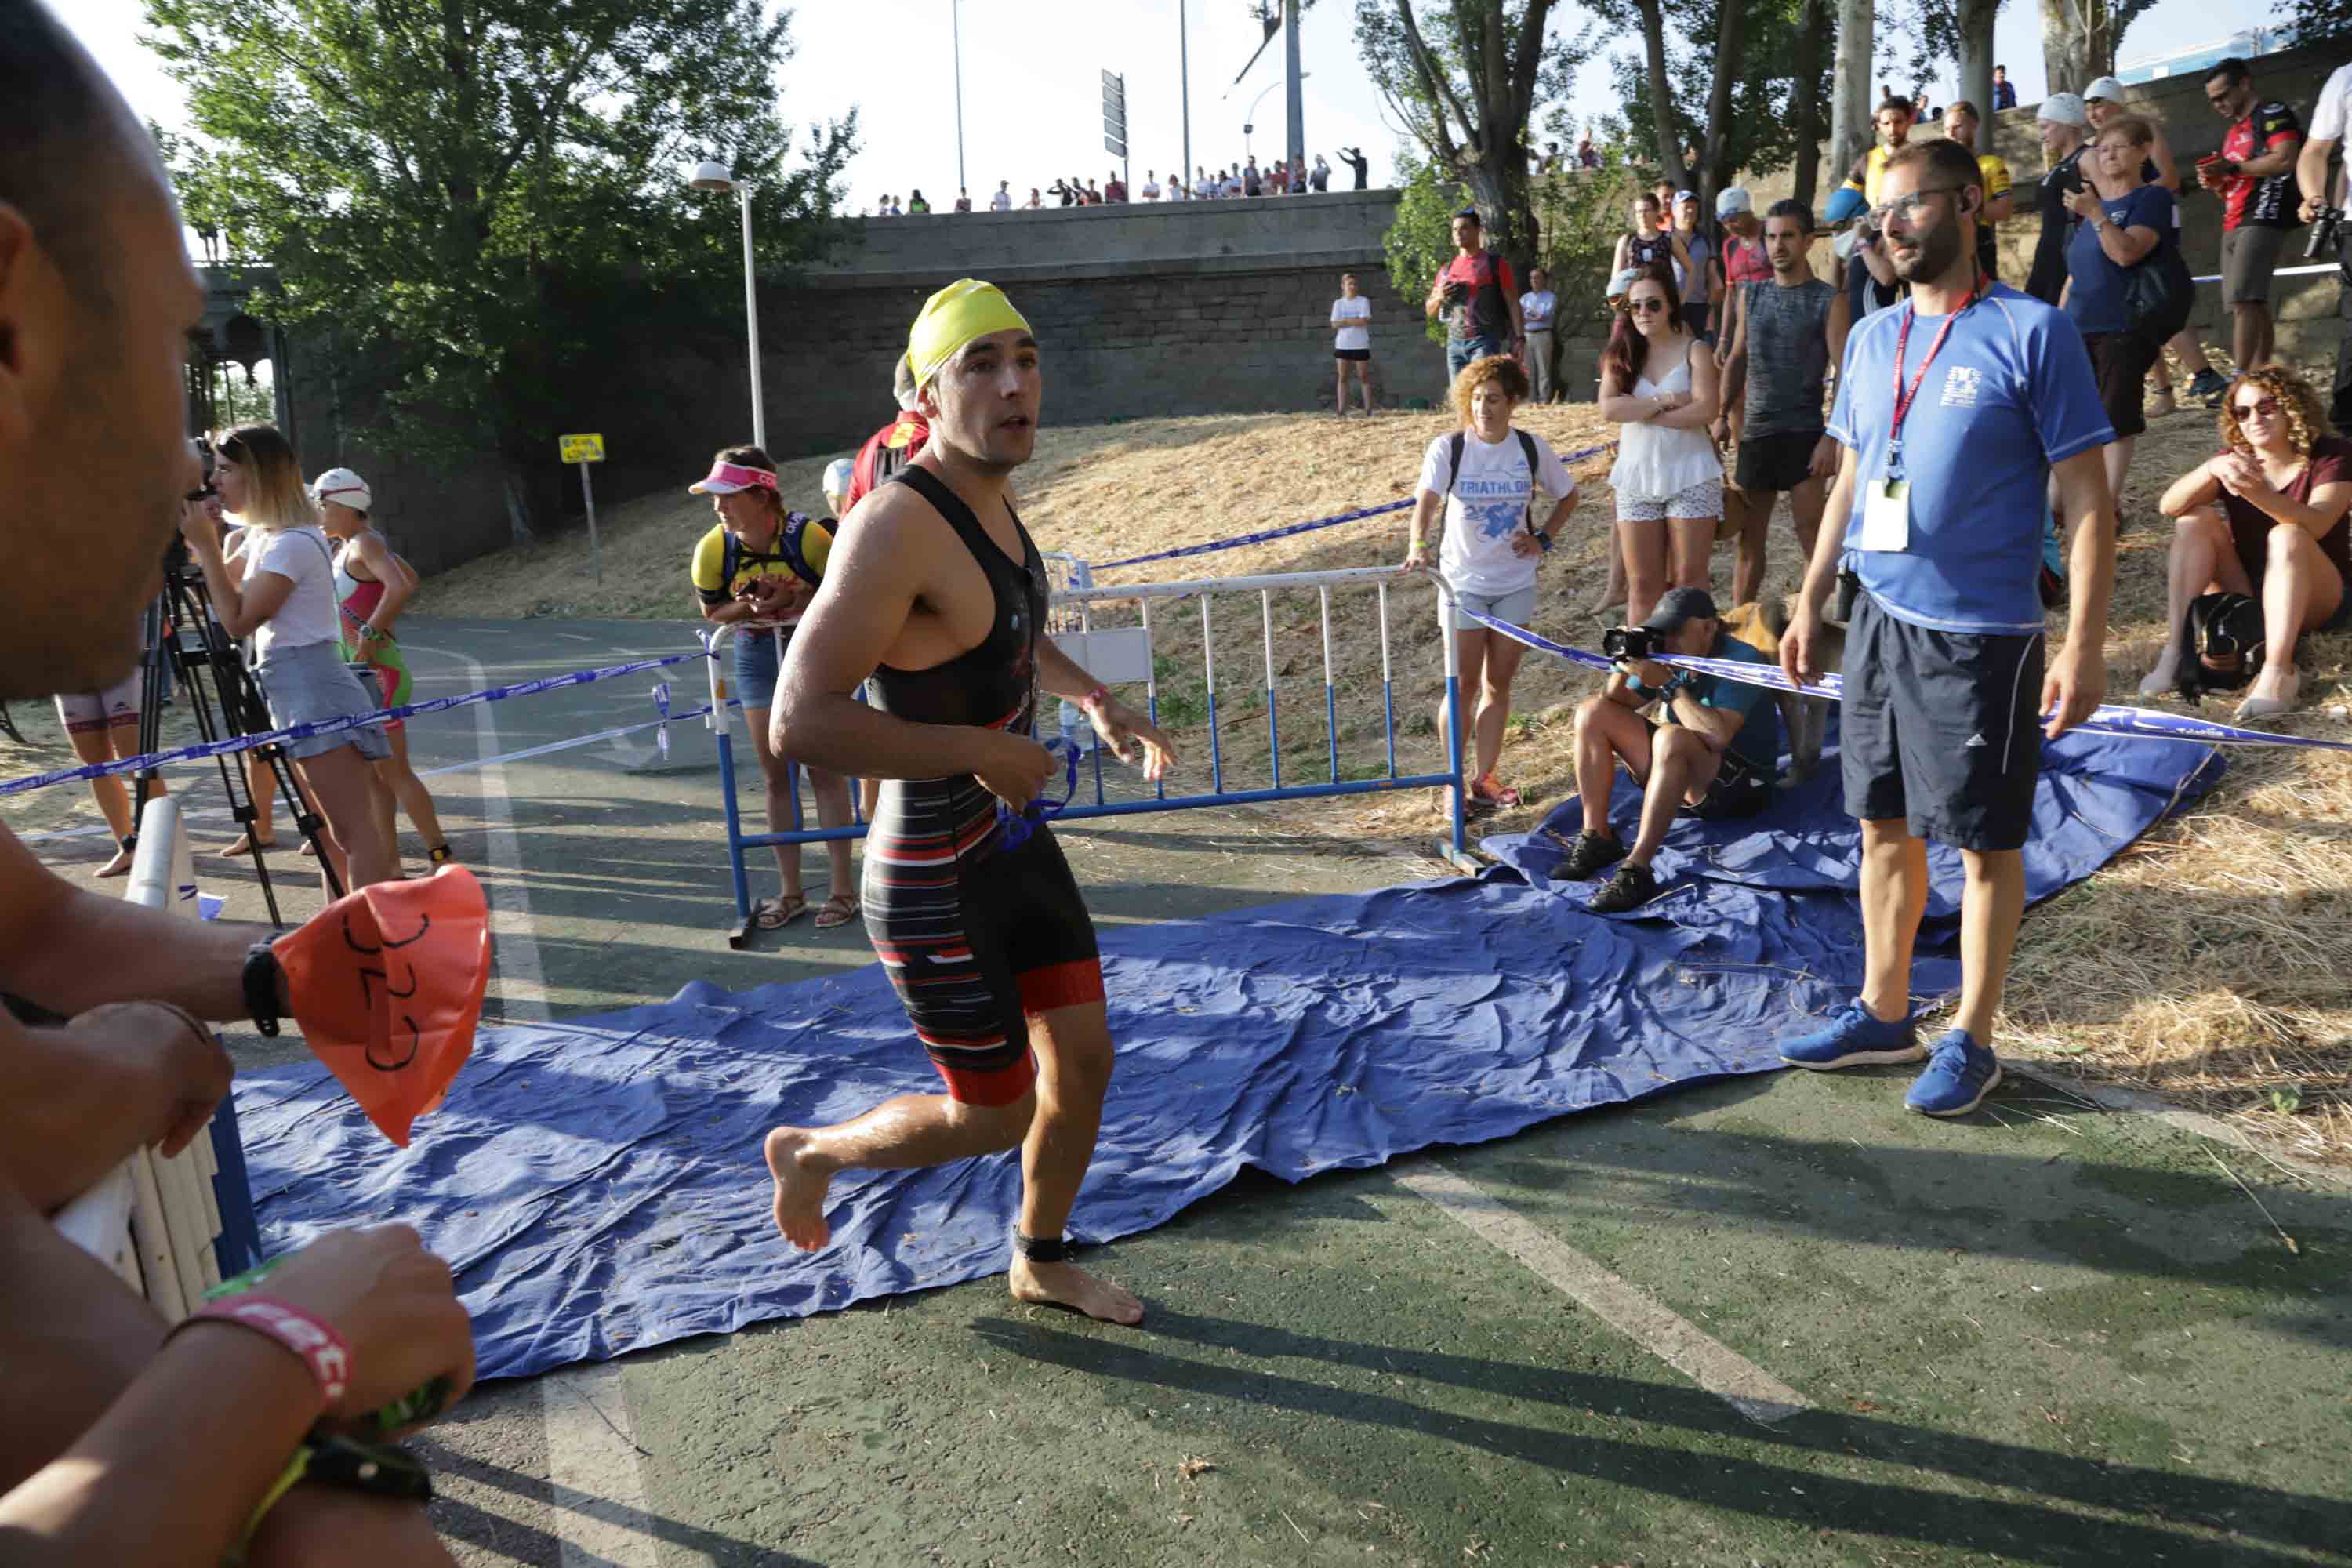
left=1559, top=589, right=1780, bottom=912
left=1425, top=206, right=1523, bottom=386
left=1402, top=354, right=1581, bottom=811
left=0, top=7, right=475, bottom=1559
left=1780, top=140, right=2116, bottom=1120
left=2299, top=60, right=2352, bottom=428
left=178, top=423, right=400, bottom=895
left=2145, top=367, right=2350, bottom=715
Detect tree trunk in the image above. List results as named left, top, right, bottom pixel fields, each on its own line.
left=1790, top=0, right=1828, bottom=209
left=1461, top=155, right=1537, bottom=282
left=1955, top=0, right=1997, bottom=118
left=1829, top=0, right=1873, bottom=196
left=2041, top=0, right=2092, bottom=98
left=1695, top=0, right=1748, bottom=228
left=1635, top=0, right=1680, bottom=180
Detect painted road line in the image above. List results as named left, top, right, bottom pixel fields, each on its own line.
left=429, top=645, right=657, bottom=1568
left=1396, top=1162, right=1813, bottom=1426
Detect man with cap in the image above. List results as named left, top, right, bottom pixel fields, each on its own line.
left=844, top=354, right=932, bottom=515
left=2026, top=93, right=2093, bottom=305
left=1425, top=206, right=1523, bottom=384
left=765, top=279, right=1179, bottom=1326
left=1559, top=586, right=1781, bottom=913
left=1711, top=187, right=1772, bottom=368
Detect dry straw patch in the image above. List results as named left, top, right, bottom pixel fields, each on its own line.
left=420, top=397, right=2352, bottom=1165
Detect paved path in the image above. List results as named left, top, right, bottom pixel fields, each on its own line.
left=27, top=618, right=2350, bottom=1567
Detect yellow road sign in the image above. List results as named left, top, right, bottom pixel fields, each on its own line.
left=558, top=433, right=605, bottom=464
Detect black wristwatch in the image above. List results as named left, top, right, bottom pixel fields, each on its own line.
left=243, top=942, right=283, bottom=1038
left=1533, top=528, right=1554, bottom=553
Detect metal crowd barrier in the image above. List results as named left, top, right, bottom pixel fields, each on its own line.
left=50, top=795, right=261, bottom=1316
left=702, top=562, right=1476, bottom=936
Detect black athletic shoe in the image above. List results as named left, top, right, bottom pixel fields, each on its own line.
left=1555, top=830, right=1628, bottom=881
left=1588, top=859, right=1660, bottom=913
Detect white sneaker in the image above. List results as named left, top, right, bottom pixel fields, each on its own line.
left=2234, top=668, right=2302, bottom=720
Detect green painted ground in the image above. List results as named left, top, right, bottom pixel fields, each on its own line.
left=25, top=619, right=2343, bottom=1567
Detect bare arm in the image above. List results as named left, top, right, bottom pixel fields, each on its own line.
left=1981, top=191, right=2016, bottom=224
left=1651, top=343, right=1719, bottom=429
left=2150, top=125, right=2182, bottom=192
left=1827, top=281, right=1853, bottom=378
left=1535, top=489, right=1578, bottom=543
left=1404, top=490, right=1444, bottom=558
left=2300, top=135, right=2342, bottom=213
left=179, top=523, right=292, bottom=642
left=349, top=532, right=412, bottom=640
left=0, top=1003, right=230, bottom=1212
left=771, top=488, right=1048, bottom=799
left=1796, top=446, right=1860, bottom=618
left=2227, top=468, right=2352, bottom=540
left=2044, top=446, right=2118, bottom=737
left=1597, top=365, right=1661, bottom=424
left=1657, top=685, right=1745, bottom=753
left=2158, top=461, right=2227, bottom=517
left=2234, top=133, right=2303, bottom=180
left=1716, top=286, right=1749, bottom=426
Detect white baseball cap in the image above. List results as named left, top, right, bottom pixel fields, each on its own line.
left=2082, top=76, right=2127, bottom=104
left=2037, top=93, right=2090, bottom=129
left=1715, top=186, right=1753, bottom=217
left=311, top=467, right=372, bottom=512
left=822, top=457, right=855, bottom=506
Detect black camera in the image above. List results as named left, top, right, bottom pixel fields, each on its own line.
left=2308, top=205, right=2344, bottom=261
left=1441, top=281, right=1469, bottom=307
left=185, top=435, right=217, bottom=503
left=1603, top=626, right=1661, bottom=662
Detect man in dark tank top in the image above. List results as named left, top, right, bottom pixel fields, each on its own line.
left=764, top=279, right=1179, bottom=1327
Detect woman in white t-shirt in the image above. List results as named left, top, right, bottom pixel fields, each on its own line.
left=1329, top=270, right=1375, bottom=417
left=1402, top=354, right=1581, bottom=810
left=175, top=423, right=399, bottom=892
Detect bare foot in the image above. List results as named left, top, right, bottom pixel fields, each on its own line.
left=95, top=846, right=133, bottom=878
left=1010, top=1256, right=1145, bottom=1326
left=763, top=1128, right=835, bottom=1250
left=217, top=833, right=278, bottom=857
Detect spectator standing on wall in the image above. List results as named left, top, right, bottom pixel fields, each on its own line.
left=1050, top=177, right=1075, bottom=206
left=1992, top=64, right=2016, bottom=112
left=2199, top=56, right=2305, bottom=386
left=2024, top=93, right=2090, bottom=306
left=1339, top=146, right=1370, bottom=190
left=1224, top=167, right=1244, bottom=197
left=1196, top=165, right=1214, bottom=199
left=1715, top=198, right=1846, bottom=608
left=1330, top=271, right=1376, bottom=417
left=1142, top=170, right=1161, bottom=200
left=1243, top=155, right=1262, bottom=196
left=2062, top=113, right=2178, bottom=506
left=1023, top=187, right=1044, bottom=209
left=2296, top=57, right=2352, bottom=426
left=991, top=180, right=1012, bottom=212
left=1780, top=137, right=2117, bottom=1121
left=1268, top=158, right=1290, bottom=194
left=1425, top=206, right=1525, bottom=384
left=1087, top=178, right=1106, bottom=205
left=908, top=189, right=931, bottom=213
left=1312, top=154, right=1332, bottom=191
left=1520, top=265, right=1559, bottom=404
left=953, top=189, right=972, bottom=213
left=2082, top=77, right=2229, bottom=416
left=1941, top=102, right=2014, bottom=282
left=1104, top=170, right=1126, bottom=202
left=1675, top=191, right=1715, bottom=341
left=1579, top=134, right=1601, bottom=169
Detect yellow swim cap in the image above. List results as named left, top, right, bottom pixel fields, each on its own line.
left=906, top=278, right=1032, bottom=391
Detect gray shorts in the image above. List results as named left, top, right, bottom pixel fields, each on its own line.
left=256, top=640, right=393, bottom=763
left=2220, top=223, right=2289, bottom=307
left=1446, top=581, right=1539, bottom=632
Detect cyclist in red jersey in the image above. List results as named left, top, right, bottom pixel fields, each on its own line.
left=844, top=355, right=932, bottom=516
left=2198, top=57, right=2305, bottom=383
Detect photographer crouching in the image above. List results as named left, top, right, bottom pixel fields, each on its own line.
left=1559, top=589, right=1780, bottom=913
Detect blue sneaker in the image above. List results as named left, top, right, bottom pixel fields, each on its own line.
left=1905, top=1029, right=2005, bottom=1117
left=1780, top=1001, right=1923, bottom=1069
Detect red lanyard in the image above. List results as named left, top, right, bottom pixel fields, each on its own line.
left=1887, top=272, right=1986, bottom=470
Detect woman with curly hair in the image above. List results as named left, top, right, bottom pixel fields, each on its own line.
left=2148, top=366, right=2351, bottom=716
left=1402, top=354, right=1582, bottom=810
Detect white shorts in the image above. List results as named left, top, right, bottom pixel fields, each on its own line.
left=54, top=669, right=143, bottom=735
left=1446, top=582, right=1540, bottom=632
left=1615, top=477, right=1723, bottom=523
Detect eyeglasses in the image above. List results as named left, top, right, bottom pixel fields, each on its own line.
left=1626, top=297, right=1669, bottom=314
left=1867, top=185, right=1963, bottom=227
left=2230, top=397, right=2281, bottom=421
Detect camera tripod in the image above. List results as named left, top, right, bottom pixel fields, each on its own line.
left=129, top=543, right=344, bottom=927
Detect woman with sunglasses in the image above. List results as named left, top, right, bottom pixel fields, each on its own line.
left=1601, top=263, right=1722, bottom=626
left=2147, top=367, right=2350, bottom=715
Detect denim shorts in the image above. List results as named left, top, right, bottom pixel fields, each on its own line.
left=733, top=625, right=790, bottom=710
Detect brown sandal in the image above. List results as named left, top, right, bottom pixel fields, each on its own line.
left=814, top=891, right=861, bottom=930
left=752, top=892, right=808, bottom=930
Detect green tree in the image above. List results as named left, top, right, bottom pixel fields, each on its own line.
left=1351, top=0, right=1592, bottom=280
left=1591, top=0, right=1833, bottom=204
left=143, top=0, right=855, bottom=533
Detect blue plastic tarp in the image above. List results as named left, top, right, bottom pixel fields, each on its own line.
left=233, top=727, right=2220, bottom=1382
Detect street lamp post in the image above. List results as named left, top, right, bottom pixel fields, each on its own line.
left=1242, top=75, right=1307, bottom=162
left=689, top=161, right=766, bottom=451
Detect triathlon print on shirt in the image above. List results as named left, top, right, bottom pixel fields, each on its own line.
left=1458, top=484, right=1532, bottom=541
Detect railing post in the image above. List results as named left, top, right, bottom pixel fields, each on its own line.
left=707, top=625, right=757, bottom=945
left=1434, top=575, right=1475, bottom=873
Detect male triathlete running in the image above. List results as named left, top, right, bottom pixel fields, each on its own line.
left=766, top=280, right=1177, bottom=1325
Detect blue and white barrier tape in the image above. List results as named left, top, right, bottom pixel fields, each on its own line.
left=1457, top=606, right=2352, bottom=755
left=1094, top=440, right=1615, bottom=571
left=0, top=648, right=714, bottom=797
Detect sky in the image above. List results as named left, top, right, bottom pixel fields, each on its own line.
left=64, top=0, right=2292, bottom=220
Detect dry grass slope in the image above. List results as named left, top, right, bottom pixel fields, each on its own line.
left=420, top=401, right=2352, bottom=1166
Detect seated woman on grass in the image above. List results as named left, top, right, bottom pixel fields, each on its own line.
left=2147, top=366, right=2350, bottom=718
left=1401, top=354, right=1581, bottom=811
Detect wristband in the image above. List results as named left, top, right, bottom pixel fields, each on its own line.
left=244, top=941, right=283, bottom=1038
left=172, top=1294, right=352, bottom=1409
left=1533, top=530, right=1554, bottom=553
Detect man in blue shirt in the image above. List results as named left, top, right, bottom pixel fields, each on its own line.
left=1559, top=589, right=1780, bottom=913
left=1779, top=138, right=2118, bottom=1118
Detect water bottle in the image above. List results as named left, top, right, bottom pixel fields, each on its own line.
left=1058, top=698, right=1096, bottom=755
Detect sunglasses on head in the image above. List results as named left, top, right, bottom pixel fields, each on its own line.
left=2231, top=396, right=2280, bottom=420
